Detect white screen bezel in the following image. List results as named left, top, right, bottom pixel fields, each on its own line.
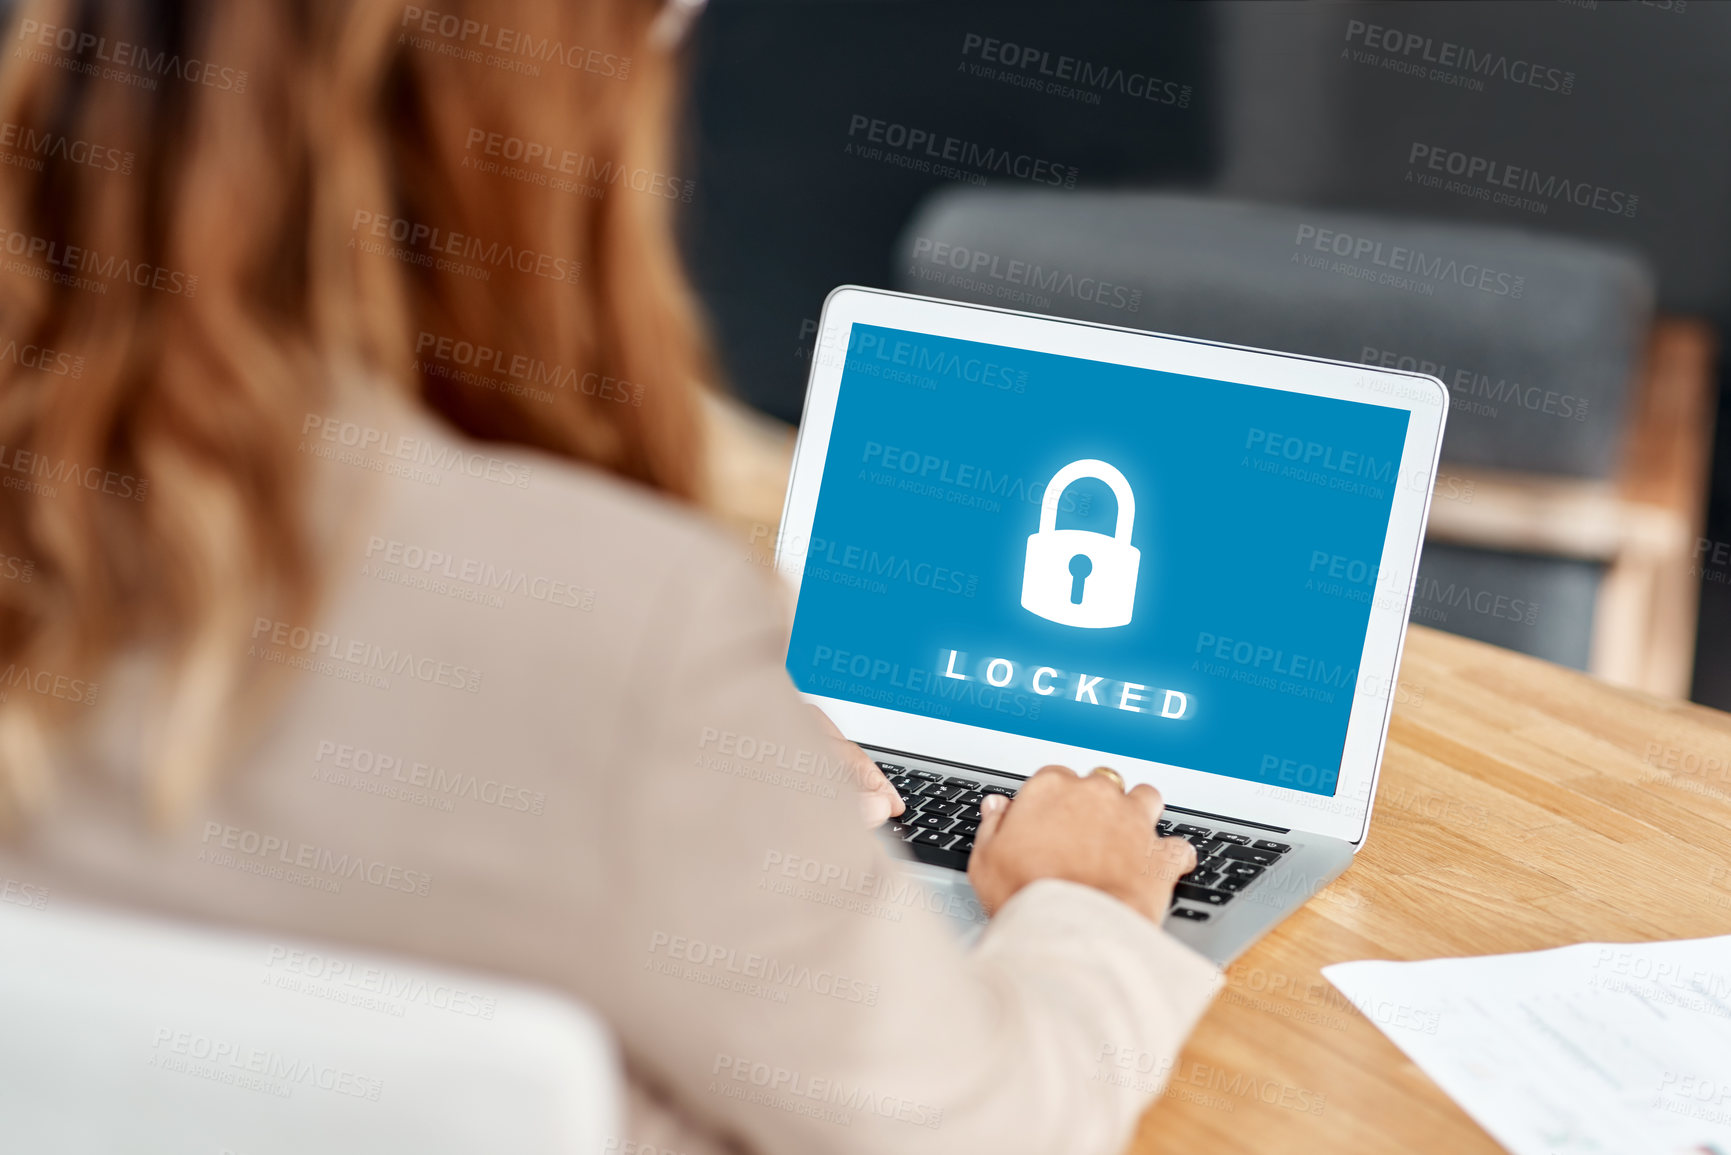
left=775, top=286, right=1447, bottom=845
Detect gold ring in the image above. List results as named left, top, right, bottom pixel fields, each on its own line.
left=1089, top=766, right=1126, bottom=792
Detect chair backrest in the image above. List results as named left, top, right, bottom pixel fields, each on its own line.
left=0, top=901, right=620, bottom=1155
left=897, top=189, right=1655, bottom=479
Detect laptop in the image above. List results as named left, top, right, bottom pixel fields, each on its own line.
left=774, top=286, right=1448, bottom=965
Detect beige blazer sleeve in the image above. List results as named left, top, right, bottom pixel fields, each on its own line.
left=595, top=551, right=1222, bottom=1155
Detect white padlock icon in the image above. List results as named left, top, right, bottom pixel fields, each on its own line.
left=1020, top=459, right=1141, bottom=628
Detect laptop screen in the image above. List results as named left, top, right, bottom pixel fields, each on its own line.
left=786, top=322, right=1412, bottom=798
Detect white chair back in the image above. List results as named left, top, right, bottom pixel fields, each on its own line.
left=0, top=901, right=620, bottom=1155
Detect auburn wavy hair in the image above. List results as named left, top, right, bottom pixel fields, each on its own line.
left=0, top=0, right=711, bottom=826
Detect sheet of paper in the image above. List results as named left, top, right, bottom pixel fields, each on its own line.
left=1323, top=936, right=1731, bottom=1155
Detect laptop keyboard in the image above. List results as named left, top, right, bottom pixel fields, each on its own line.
left=880, top=765, right=1000, bottom=865
left=877, top=761, right=1295, bottom=923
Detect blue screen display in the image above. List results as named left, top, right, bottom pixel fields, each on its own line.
left=786, top=323, right=1411, bottom=796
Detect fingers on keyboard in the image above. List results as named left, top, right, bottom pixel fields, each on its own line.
left=889, top=775, right=1298, bottom=925
left=1170, top=826, right=1293, bottom=915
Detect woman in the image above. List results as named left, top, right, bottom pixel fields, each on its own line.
left=0, top=2, right=1216, bottom=1152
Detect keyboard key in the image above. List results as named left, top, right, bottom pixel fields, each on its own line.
left=1188, top=871, right=1221, bottom=888
left=1221, top=846, right=1279, bottom=867
left=1174, top=883, right=1233, bottom=906
left=913, top=813, right=948, bottom=830
left=1173, top=824, right=1212, bottom=836
left=907, top=769, right=942, bottom=781
left=1253, top=840, right=1292, bottom=853
left=954, top=806, right=982, bottom=824
left=875, top=762, right=905, bottom=774
left=1214, top=833, right=1251, bottom=845
left=943, top=776, right=976, bottom=789
left=1180, top=854, right=1221, bottom=879
left=980, top=783, right=1018, bottom=797
left=905, top=838, right=968, bottom=872
left=1225, top=862, right=1264, bottom=879
left=913, top=829, right=950, bottom=847
left=1216, top=875, right=1251, bottom=892
left=951, top=822, right=978, bottom=837
left=1155, top=820, right=1173, bottom=834
left=1169, top=907, right=1211, bottom=922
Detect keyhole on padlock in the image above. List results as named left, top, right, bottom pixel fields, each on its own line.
left=1067, top=553, right=1093, bottom=604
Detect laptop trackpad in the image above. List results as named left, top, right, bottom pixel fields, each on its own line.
left=899, top=861, right=990, bottom=945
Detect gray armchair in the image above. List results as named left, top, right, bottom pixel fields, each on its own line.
left=894, top=190, right=1713, bottom=692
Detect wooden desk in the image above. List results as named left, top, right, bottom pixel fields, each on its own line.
left=1128, top=623, right=1731, bottom=1154
left=699, top=388, right=1731, bottom=1152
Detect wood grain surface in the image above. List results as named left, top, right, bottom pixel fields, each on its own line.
left=1127, top=623, right=1731, bottom=1154
left=700, top=385, right=1731, bottom=1154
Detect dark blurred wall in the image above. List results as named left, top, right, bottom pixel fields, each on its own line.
left=679, top=0, right=1216, bottom=423
left=1213, top=0, right=1731, bottom=320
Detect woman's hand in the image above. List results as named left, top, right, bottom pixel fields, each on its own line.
left=807, top=705, right=905, bottom=826
left=967, top=765, right=1197, bottom=923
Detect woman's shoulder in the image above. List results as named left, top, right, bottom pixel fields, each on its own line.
left=315, top=387, right=785, bottom=664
